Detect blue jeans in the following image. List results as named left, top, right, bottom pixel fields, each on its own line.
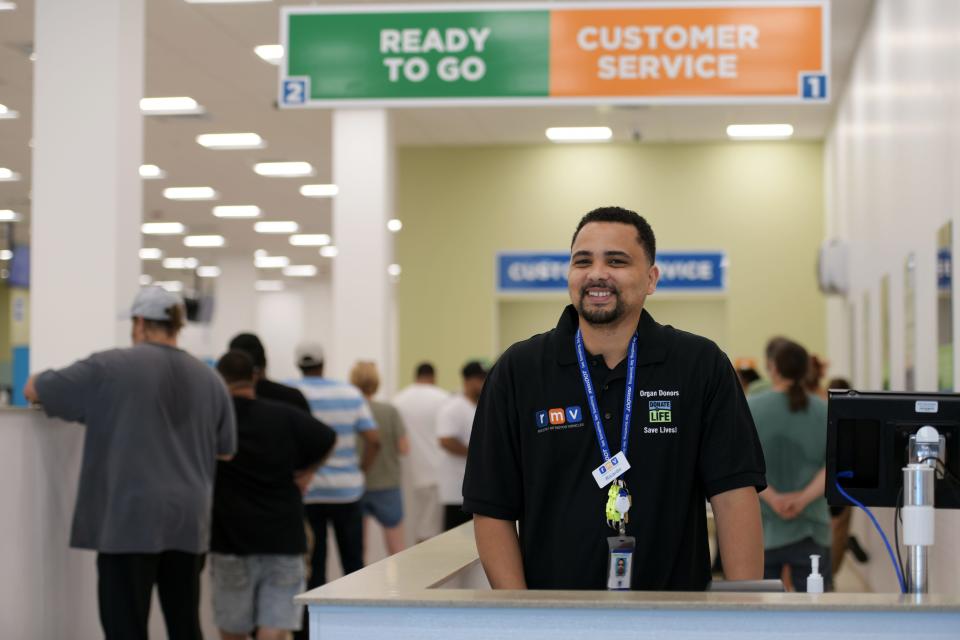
left=764, top=537, right=833, bottom=592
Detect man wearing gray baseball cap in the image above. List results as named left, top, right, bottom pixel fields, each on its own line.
left=24, top=286, right=237, bottom=640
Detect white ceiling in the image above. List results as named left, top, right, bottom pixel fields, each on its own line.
left=0, top=0, right=874, bottom=281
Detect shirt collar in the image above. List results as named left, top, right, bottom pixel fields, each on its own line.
left=552, top=304, right=668, bottom=366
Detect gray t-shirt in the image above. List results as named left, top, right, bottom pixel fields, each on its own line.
left=34, top=342, right=236, bottom=553
left=359, top=400, right=407, bottom=491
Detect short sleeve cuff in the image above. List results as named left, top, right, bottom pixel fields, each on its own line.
left=462, top=496, right=520, bottom=521
left=703, top=471, right=767, bottom=499
left=357, top=417, right=376, bottom=432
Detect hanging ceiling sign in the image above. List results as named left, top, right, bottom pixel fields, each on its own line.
left=280, top=1, right=829, bottom=108
left=497, top=251, right=726, bottom=293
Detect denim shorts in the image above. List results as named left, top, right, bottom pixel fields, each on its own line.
left=210, top=553, right=305, bottom=633
left=361, top=487, right=404, bottom=528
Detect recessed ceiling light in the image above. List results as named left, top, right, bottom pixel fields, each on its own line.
left=387, top=263, right=402, bottom=277
left=163, top=257, right=199, bottom=270
left=387, top=219, right=403, bottom=232
left=0, top=3, right=16, bottom=11
left=142, top=222, right=186, bottom=235
left=197, top=266, right=222, bottom=278
left=300, top=183, right=338, bottom=197
left=139, top=274, right=153, bottom=286
left=283, top=265, right=318, bottom=277
left=254, top=44, right=284, bottom=64
left=0, top=103, right=18, bottom=119
left=255, top=280, right=285, bottom=292
left=163, top=186, right=218, bottom=201
left=0, top=210, right=22, bottom=222
left=255, top=255, right=290, bottom=269
left=289, top=234, right=331, bottom=247
left=545, top=127, right=613, bottom=143
left=254, top=162, right=314, bottom=178
left=319, top=245, right=338, bottom=258
left=140, top=96, right=204, bottom=116
left=155, top=280, right=184, bottom=292
left=184, top=235, right=226, bottom=248
left=0, top=168, right=20, bottom=181
left=254, top=249, right=268, bottom=259
left=254, top=220, right=298, bottom=234
left=139, top=248, right=163, bottom=260
left=196, top=132, right=265, bottom=150
left=726, top=124, right=794, bottom=140
left=213, top=205, right=261, bottom=219
left=0, top=250, right=12, bottom=260
left=139, top=164, right=166, bottom=179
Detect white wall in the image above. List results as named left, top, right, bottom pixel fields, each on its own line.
left=825, top=0, right=960, bottom=593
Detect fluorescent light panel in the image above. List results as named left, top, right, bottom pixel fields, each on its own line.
left=139, top=248, right=163, bottom=260
left=319, top=245, right=338, bottom=258
left=140, top=96, right=203, bottom=115
left=163, top=257, right=199, bottom=270
left=155, top=281, right=184, bottom=292
left=255, top=255, right=290, bottom=268
left=142, top=222, right=186, bottom=235
left=289, top=234, right=331, bottom=247
left=139, top=274, right=153, bottom=286
left=184, top=235, right=225, bottom=248
left=545, top=127, right=612, bottom=143
left=0, top=168, right=20, bottom=181
left=186, top=0, right=271, bottom=4
left=726, top=124, right=794, bottom=140
left=254, top=221, right=298, bottom=234
left=300, top=183, right=338, bottom=197
left=164, top=186, right=218, bottom=201
left=196, top=132, right=264, bottom=150
left=255, top=280, right=284, bottom=292
left=139, top=164, right=166, bottom=179
left=283, top=265, right=317, bottom=277
left=0, top=250, right=12, bottom=260
left=0, top=103, right=18, bottom=119
left=254, top=162, right=314, bottom=178
left=213, top=205, right=261, bottom=219
left=197, top=266, right=221, bottom=278
left=254, top=44, right=284, bottom=64
left=0, top=210, right=21, bottom=222
left=0, top=3, right=16, bottom=11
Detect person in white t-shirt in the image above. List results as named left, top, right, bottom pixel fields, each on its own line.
left=393, top=362, right=449, bottom=542
left=436, top=361, right=487, bottom=531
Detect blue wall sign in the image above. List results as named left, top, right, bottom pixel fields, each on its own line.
left=497, top=251, right=726, bottom=293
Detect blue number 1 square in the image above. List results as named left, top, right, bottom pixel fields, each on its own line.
left=801, top=73, right=827, bottom=100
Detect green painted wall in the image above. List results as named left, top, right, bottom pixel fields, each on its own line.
left=396, top=142, right=825, bottom=392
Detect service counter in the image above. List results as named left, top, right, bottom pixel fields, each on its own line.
left=297, top=522, right=960, bottom=640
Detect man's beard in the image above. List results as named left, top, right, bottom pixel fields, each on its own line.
left=577, top=287, right=625, bottom=325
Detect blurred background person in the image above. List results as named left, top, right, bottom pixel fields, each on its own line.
left=229, top=332, right=310, bottom=413
left=393, top=362, right=449, bottom=542
left=351, top=361, right=410, bottom=557
left=211, top=350, right=335, bottom=640
left=436, top=361, right=487, bottom=532
left=805, top=354, right=830, bottom=401
left=749, top=339, right=831, bottom=592
left=748, top=336, right=790, bottom=396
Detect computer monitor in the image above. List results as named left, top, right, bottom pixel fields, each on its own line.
left=826, top=390, right=960, bottom=509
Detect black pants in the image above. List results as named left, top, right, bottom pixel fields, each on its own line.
left=96, top=551, right=204, bottom=640
left=443, top=504, right=472, bottom=531
left=304, top=501, right=364, bottom=587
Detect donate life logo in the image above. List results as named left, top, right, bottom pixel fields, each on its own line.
left=649, top=400, right=672, bottom=423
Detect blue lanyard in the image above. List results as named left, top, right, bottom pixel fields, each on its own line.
left=574, top=329, right=638, bottom=461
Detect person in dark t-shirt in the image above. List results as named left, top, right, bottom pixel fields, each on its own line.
left=229, top=332, right=310, bottom=413
left=210, top=350, right=335, bottom=639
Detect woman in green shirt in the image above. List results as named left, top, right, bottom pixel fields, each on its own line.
left=748, top=339, right=832, bottom=591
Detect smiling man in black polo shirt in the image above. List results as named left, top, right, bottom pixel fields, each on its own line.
left=463, top=206, right=766, bottom=590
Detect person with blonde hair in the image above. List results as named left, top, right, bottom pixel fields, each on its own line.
left=351, top=361, right=410, bottom=555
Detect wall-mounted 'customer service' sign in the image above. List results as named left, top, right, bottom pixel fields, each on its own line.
left=280, top=1, right=829, bottom=107
left=497, top=252, right=726, bottom=293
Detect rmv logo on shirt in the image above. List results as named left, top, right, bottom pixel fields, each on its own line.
left=535, top=406, right=583, bottom=431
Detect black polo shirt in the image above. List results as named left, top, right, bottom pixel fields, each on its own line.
left=463, top=305, right=766, bottom=590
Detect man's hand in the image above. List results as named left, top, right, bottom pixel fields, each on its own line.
left=23, top=375, right=38, bottom=404
left=294, top=469, right=314, bottom=495
left=711, top=486, right=764, bottom=581
left=761, top=487, right=800, bottom=520
left=359, top=429, right=381, bottom=473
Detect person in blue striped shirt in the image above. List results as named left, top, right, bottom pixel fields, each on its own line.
left=289, top=343, right=380, bottom=593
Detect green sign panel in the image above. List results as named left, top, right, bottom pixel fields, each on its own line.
left=282, top=9, right=549, bottom=106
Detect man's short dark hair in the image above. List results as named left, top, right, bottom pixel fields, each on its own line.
left=462, top=360, right=487, bottom=380
left=217, top=350, right=255, bottom=385
left=229, top=333, right=266, bottom=369
left=415, top=362, right=435, bottom=378
left=571, top=206, right=656, bottom=264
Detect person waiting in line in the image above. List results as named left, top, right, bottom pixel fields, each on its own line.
left=23, top=286, right=236, bottom=640
left=210, top=351, right=336, bottom=640
left=392, top=362, right=450, bottom=542
left=350, top=361, right=410, bottom=557
left=804, top=354, right=830, bottom=401
left=747, top=336, right=790, bottom=396
left=749, top=339, right=832, bottom=592
left=290, top=342, right=380, bottom=640
left=229, top=332, right=311, bottom=413
left=437, top=360, right=487, bottom=531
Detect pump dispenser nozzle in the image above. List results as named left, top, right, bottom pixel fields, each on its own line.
left=807, top=554, right=824, bottom=594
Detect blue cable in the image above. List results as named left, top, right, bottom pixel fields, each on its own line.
left=835, top=471, right=907, bottom=594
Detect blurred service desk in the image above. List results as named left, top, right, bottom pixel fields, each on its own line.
left=297, top=522, right=960, bottom=640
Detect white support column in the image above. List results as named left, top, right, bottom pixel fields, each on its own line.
left=330, top=110, right=395, bottom=393
left=209, top=254, right=258, bottom=355
left=30, top=0, right=145, bottom=371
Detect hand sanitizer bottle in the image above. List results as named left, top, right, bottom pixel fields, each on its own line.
left=807, top=554, right=824, bottom=594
